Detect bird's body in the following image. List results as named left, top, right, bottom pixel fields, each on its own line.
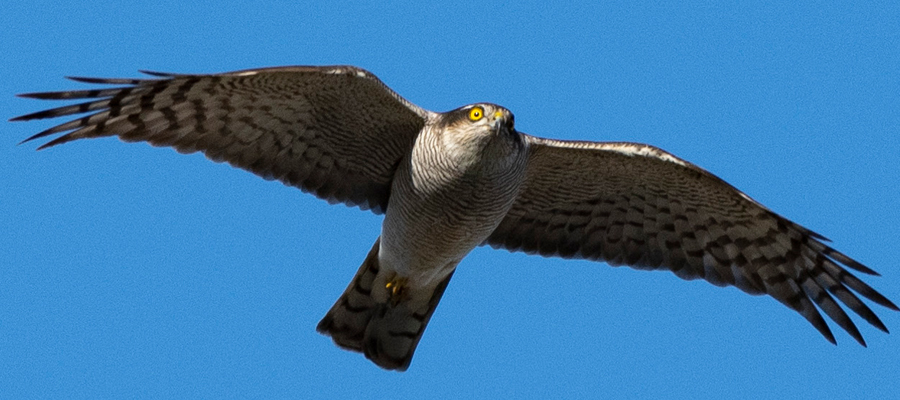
left=319, top=104, right=528, bottom=368
left=12, top=65, right=897, bottom=371
left=381, top=105, right=527, bottom=286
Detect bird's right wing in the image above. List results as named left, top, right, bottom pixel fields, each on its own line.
left=486, top=135, right=897, bottom=345
left=12, top=66, right=431, bottom=214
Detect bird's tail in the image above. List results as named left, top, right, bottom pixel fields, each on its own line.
left=316, top=238, right=454, bottom=371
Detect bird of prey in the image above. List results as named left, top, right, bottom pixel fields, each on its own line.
left=12, top=65, right=897, bottom=371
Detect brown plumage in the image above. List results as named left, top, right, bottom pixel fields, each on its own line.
left=12, top=66, right=897, bottom=371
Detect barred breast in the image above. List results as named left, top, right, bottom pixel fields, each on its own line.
left=378, top=121, right=528, bottom=287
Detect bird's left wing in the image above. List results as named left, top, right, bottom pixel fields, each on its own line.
left=486, top=134, right=897, bottom=345
left=12, top=66, right=431, bottom=213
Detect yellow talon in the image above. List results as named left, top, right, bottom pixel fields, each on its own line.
left=386, top=277, right=408, bottom=306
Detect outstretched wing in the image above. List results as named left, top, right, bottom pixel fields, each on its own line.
left=12, top=66, right=432, bottom=213
left=486, top=135, right=897, bottom=345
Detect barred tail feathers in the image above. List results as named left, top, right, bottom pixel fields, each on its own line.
left=316, top=238, right=454, bottom=371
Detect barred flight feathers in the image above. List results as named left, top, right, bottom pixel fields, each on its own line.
left=486, top=135, right=897, bottom=346
left=13, top=66, right=430, bottom=214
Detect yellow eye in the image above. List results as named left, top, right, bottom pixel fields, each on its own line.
left=468, top=107, right=484, bottom=121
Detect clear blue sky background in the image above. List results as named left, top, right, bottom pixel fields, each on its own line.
left=2, top=1, right=899, bottom=398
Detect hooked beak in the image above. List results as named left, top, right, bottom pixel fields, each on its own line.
left=491, top=110, right=515, bottom=134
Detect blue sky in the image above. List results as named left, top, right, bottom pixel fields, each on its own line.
left=2, top=1, right=899, bottom=398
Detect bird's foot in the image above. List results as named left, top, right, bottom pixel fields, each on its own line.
left=385, top=277, right=408, bottom=306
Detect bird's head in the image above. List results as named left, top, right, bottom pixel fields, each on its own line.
left=433, top=103, right=525, bottom=170
left=438, top=103, right=517, bottom=141
left=464, top=103, right=514, bottom=134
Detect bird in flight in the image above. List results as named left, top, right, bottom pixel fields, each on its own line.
left=12, top=66, right=897, bottom=371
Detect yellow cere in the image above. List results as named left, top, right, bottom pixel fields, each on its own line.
left=468, top=107, right=483, bottom=121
